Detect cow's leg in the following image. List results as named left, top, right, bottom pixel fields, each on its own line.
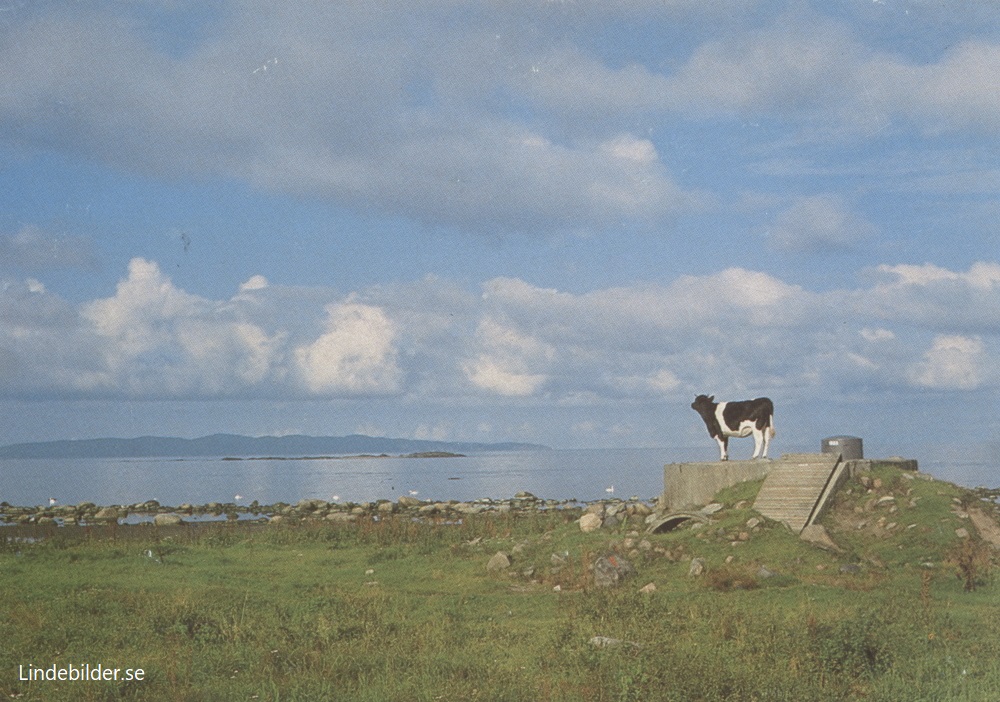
left=761, top=423, right=771, bottom=458
left=716, top=435, right=728, bottom=461
left=751, top=428, right=763, bottom=459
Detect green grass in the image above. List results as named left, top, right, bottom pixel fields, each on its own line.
left=2, top=468, right=999, bottom=700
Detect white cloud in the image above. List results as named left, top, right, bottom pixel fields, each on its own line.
left=907, top=335, right=989, bottom=390
left=463, top=319, right=554, bottom=397
left=0, top=3, right=706, bottom=236
left=294, top=301, right=401, bottom=395
left=860, top=328, right=895, bottom=342
left=79, top=259, right=286, bottom=396
left=767, top=195, right=877, bottom=252
left=239, top=275, right=269, bottom=292
left=5, top=257, right=1000, bottom=405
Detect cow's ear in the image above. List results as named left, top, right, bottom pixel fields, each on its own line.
left=708, top=395, right=714, bottom=402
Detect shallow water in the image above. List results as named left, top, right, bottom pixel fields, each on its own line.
left=1, top=443, right=996, bottom=508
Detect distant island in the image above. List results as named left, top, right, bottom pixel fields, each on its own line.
left=221, top=451, right=467, bottom=461
left=0, top=434, right=551, bottom=460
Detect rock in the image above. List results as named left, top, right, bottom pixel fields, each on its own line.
left=94, top=507, right=121, bottom=523
left=876, top=496, right=896, bottom=507
left=799, top=524, right=844, bottom=553
left=688, top=557, right=706, bottom=577
left=638, top=582, right=657, bottom=594
left=579, top=513, right=603, bottom=533
left=956, top=528, right=970, bottom=539
left=397, top=496, right=422, bottom=508
left=700, top=503, right=724, bottom=515
left=592, top=553, right=637, bottom=588
left=584, top=503, right=605, bottom=516
left=629, top=502, right=653, bottom=517
left=589, top=636, right=641, bottom=650
left=325, top=512, right=356, bottom=522
left=376, top=501, right=397, bottom=514
left=756, top=565, right=776, bottom=579
left=269, top=515, right=284, bottom=524
left=487, top=551, right=512, bottom=572
left=839, top=563, right=862, bottom=574
left=746, top=517, right=761, bottom=530
left=589, top=636, right=622, bottom=648
left=153, top=513, right=184, bottom=527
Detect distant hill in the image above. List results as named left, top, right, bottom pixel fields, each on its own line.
left=0, top=434, right=551, bottom=459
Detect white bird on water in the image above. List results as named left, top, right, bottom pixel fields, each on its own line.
left=48, top=497, right=57, bottom=506
left=234, top=494, right=243, bottom=502
left=605, top=485, right=614, bottom=494
left=408, top=490, right=419, bottom=496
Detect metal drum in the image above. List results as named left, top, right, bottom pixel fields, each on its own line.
left=822, top=436, right=863, bottom=460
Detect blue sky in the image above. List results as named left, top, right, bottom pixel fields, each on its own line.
left=2, top=0, right=1000, bottom=458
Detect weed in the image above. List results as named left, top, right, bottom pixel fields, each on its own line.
left=948, top=537, right=993, bottom=591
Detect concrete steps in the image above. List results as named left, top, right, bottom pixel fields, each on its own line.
left=753, top=453, right=842, bottom=533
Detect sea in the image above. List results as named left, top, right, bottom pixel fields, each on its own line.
left=1, top=443, right=997, bottom=509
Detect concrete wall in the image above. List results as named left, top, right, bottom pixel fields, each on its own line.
left=660, top=460, right=772, bottom=512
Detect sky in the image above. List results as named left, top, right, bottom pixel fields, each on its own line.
left=2, top=0, right=1000, bottom=458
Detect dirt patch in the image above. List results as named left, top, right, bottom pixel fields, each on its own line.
left=967, top=508, right=1000, bottom=549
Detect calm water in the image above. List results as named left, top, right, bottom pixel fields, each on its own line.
left=1, top=444, right=997, bottom=508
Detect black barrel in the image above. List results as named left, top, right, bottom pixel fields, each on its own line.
left=822, top=436, right=863, bottom=460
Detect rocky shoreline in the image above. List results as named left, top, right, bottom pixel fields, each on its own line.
left=0, top=491, right=660, bottom=528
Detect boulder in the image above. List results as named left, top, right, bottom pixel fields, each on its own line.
left=153, top=513, right=184, bottom=527
left=592, top=553, right=637, bottom=588
left=579, top=513, right=603, bottom=533
left=486, top=551, right=512, bottom=572
left=325, top=512, right=356, bottom=523
left=397, top=496, right=422, bottom=508
left=688, top=557, right=706, bottom=577
left=94, top=507, right=121, bottom=523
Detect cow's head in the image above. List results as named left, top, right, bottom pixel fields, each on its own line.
left=691, top=394, right=715, bottom=417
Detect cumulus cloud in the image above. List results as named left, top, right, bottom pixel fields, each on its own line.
left=463, top=319, right=554, bottom=397
left=294, top=302, right=401, bottom=396
left=3, top=257, right=1000, bottom=403
left=907, top=335, right=989, bottom=390
left=856, top=262, right=1000, bottom=333
left=80, top=259, right=285, bottom=396
left=767, top=195, right=878, bottom=252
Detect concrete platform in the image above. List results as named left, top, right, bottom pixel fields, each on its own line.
left=660, top=459, right=772, bottom=513
left=661, top=453, right=855, bottom=533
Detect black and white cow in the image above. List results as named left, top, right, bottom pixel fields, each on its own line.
left=690, top=394, right=775, bottom=461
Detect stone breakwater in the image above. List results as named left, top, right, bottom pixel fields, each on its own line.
left=0, top=491, right=660, bottom=527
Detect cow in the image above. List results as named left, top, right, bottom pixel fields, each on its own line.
left=690, top=394, right=775, bottom=461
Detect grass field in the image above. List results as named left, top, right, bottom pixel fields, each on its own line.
left=2, top=464, right=999, bottom=701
